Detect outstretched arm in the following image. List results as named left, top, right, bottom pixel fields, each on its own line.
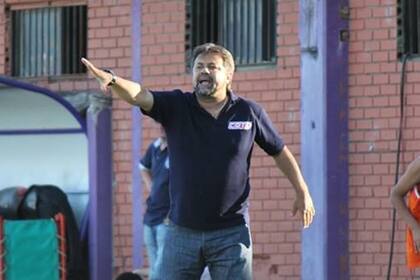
left=81, top=58, right=154, bottom=111
left=273, top=146, right=315, bottom=228
left=390, top=157, right=420, bottom=248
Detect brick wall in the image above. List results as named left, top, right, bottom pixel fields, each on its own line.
left=141, top=0, right=303, bottom=279
left=2, top=0, right=418, bottom=279
left=86, top=0, right=134, bottom=273
left=348, top=1, right=420, bottom=279
left=140, top=0, right=420, bottom=279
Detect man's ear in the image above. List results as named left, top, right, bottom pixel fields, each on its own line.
left=227, top=70, right=234, bottom=85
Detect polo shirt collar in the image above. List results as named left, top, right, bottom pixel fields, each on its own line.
left=228, top=90, right=239, bottom=104
left=191, top=90, right=239, bottom=107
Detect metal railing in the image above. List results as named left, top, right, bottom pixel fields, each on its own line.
left=186, top=0, right=277, bottom=68
left=11, top=6, right=87, bottom=77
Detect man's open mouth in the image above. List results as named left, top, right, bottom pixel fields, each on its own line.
left=198, top=75, right=213, bottom=85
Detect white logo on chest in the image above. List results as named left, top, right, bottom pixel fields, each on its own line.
left=228, top=121, right=252, bottom=130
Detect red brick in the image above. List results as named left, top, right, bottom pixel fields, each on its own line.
left=365, top=18, right=381, bottom=29
left=373, top=29, right=389, bottom=40
left=94, top=7, right=109, bottom=17
left=372, top=73, right=388, bottom=84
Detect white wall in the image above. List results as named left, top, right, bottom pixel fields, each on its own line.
left=0, top=87, right=88, bottom=223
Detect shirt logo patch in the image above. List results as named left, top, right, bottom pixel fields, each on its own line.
left=228, top=121, right=252, bottom=130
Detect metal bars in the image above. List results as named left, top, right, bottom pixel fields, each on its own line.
left=11, top=6, right=87, bottom=77
left=186, top=0, right=276, bottom=67
left=397, top=0, right=420, bottom=58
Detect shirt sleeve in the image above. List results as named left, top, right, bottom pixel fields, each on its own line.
left=140, top=143, right=154, bottom=170
left=140, top=90, right=184, bottom=126
left=253, top=103, right=285, bottom=156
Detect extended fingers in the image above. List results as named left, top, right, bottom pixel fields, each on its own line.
left=81, top=58, right=111, bottom=92
left=303, top=207, right=315, bottom=228
left=81, top=58, right=98, bottom=75
left=81, top=57, right=91, bottom=69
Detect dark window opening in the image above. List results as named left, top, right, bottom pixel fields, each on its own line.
left=186, top=0, right=277, bottom=68
left=397, top=0, right=420, bottom=59
left=11, top=5, right=87, bottom=77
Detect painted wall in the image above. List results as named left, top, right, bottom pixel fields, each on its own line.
left=0, top=87, right=89, bottom=224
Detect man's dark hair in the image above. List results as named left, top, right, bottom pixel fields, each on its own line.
left=191, top=43, right=235, bottom=73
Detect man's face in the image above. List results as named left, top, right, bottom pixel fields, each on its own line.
left=192, top=53, right=232, bottom=97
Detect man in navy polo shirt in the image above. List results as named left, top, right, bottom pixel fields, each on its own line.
left=82, top=43, right=315, bottom=280
left=139, top=128, right=170, bottom=279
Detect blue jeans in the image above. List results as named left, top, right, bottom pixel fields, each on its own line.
left=144, top=223, right=168, bottom=279
left=153, top=222, right=252, bottom=280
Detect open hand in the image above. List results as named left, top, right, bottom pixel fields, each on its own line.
left=81, top=58, right=113, bottom=92
left=292, top=193, right=315, bottom=228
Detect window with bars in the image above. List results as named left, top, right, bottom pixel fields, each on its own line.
left=11, top=5, right=87, bottom=77
left=186, top=0, right=277, bottom=68
left=397, top=0, right=420, bottom=58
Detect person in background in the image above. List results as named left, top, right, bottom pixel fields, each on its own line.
left=390, top=156, right=420, bottom=269
left=140, top=127, right=213, bottom=280
left=139, top=126, right=170, bottom=279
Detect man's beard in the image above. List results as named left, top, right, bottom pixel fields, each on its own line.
left=194, top=78, right=216, bottom=97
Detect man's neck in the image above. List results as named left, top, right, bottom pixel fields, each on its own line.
left=196, top=90, right=230, bottom=118
left=196, top=89, right=229, bottom=108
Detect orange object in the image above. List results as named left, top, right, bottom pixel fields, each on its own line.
left=406, top=184, right=420, bottom=268
left=0, top=216, right=3, bottom=280
left=55, top=213, right=67, bottom=280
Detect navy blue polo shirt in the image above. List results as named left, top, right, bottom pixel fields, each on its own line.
left=141, top=90, right=284, bottom=230
left=140, top=138, right=170, bottom=226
